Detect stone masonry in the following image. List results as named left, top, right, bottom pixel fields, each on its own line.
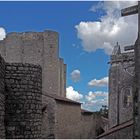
left=41, top=92, right=103, bottom=139
left=97, top=121, right=133, bottom=139
left=0, top=55, right=5, bottom=138
left=0, top=30, right=66, bottom=97
left=98, top=45, right=135, bottom=139
left=109, top=51, right=134, bottom=128
left=0, top=30, right=103, bottom=139
left=0, top=53, right=43, bottom=138
left=42, top=94, right=56, bottom=139
left=5, top=63, right=42, bottom=139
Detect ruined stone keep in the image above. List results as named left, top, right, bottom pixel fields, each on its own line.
left=0, top=30, right=66, bottom=97
left=0, top=30, right=101, bottom=139
left=0, top=57, right=42, bottom=139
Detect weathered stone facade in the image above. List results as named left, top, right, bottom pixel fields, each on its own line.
left=81, top=111, right=100, bottom=138
left=5, top=63, right=42, bottom=139
left=109, top=51, right=134, bottom=128
left=0, top=55, right=5, bottom=138
left=134, top=37, right=140, bottom=138
left=0, top=54, right=42, bottom=138
left=97, top=120, right=133, bottom=139
left=55, top=100, right=82, bottom=139
left=98, top=45, right=135, bottom=139
left=41, top=93, right=102, bottom=139
left=0, top=31, right=66, bottom=97
left=59, top=59, right=66, bottom=97
left=0, top=30, right=102, bottom=139
left=42, top=94, right=56, bottom=139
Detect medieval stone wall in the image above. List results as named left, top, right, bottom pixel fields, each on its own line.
left=5, top=63, right=42, bottom=139
left=55, top=101, right=82, bottom=139
left=59, top=58, right=66, bottom=97
left=0, top=30, right=66, bottom=97
left=80, top=113, right=96, bottom=138
left=109, top=52, right=134, bottom=128
left=0, top=30, right=101, bottom=139
left=109, top=63, right=119, bottom=128
left=63, top=64, right=67, bottom=96
left=41, top=93, right=102, bottom=139
left=42, top=94, right=56, bottom=139
left=119, top=60, right=134, bottom=124
left=43, top=31, right=60, bottom=95
left=97, top=124, right=133, bottom=139
left=0, top=55, right=5, bottom=138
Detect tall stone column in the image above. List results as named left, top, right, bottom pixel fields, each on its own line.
left=133, top=2, right=140, bottom=138
left=0, top=55, right=5, bottom=138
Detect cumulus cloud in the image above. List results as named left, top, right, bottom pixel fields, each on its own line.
left=66, top=86, right=108, bottom=111
left=85, top=91, right=96, bottom=101
left=0, top=27, right=6, bottom=40
left=84, top=98, right=108, bottom=107
left=71, top=69, right=81, bottom=82
left=75, top=1, right=138, bottom=55
left=86, top=91, right=108, bottom=101
left=83, top=91, right=108, bottom=111
left=83, top=98, right=108, bottom=107
left=66, top=86, right=83, bottom=102
left=88, top=77, right=108, bottom=87
left=89, top=1, right=104, bottom=12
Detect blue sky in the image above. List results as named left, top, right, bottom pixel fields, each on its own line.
left=0, top=1, right=137, bottom=111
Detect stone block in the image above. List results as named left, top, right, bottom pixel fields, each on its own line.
left=5, top=62, right=42, bottom=139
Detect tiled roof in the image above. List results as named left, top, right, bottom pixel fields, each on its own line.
left=42, top=92, right=81, bottom=105
left=96, top=119, right=133, bottom=139
left=81, top=109, right=93, bottom=114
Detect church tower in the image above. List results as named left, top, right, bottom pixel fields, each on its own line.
left=109, top=43, right=134, bottom=128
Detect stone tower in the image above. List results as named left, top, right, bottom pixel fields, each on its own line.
left=5, top=63, right=42, bottom=139
left=0, top=55, right=5, bottom=138
left=0, top=53, right=42, bottom=139
left=109, top=44, right=134, bottom=128
left=0, top=30, right=66, bottom=97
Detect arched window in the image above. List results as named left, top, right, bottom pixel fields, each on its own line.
left=122, top=87, right=132, bottom=108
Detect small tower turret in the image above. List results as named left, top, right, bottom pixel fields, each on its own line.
left=112, top=42, right=121, bottom=55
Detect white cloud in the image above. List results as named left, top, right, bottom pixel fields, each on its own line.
left=66, top=86, right=83, bottom=102
left=75, top=1, right=138, bottom=55
left=84, top=98, right=108, bottom=107
left=88, top=76, right=108, bottom=87
left=86, top=91, right=108, bottom=101
left=66, top=86, right=108, bottom=111
left=89, top=1, right=103, bottom=12
left=90, top=98, right=108, bottom=106
left=85, top=91, right=96, bottom=101
left=0, top=27, right=6, bottom=40
left=83, top=91, right=108, bottom=111
left=71, top=69, right=81, bottom=82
